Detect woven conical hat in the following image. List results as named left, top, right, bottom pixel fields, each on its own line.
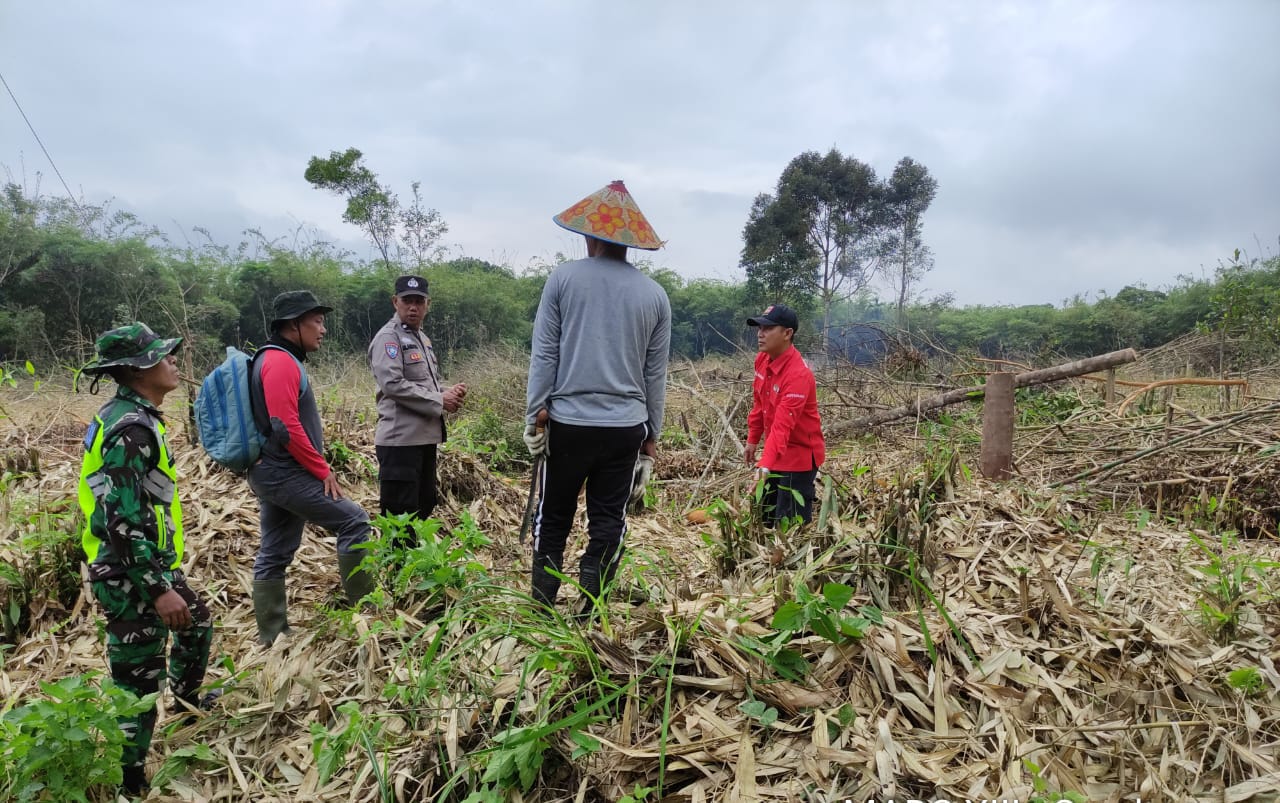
left=552, top=180, right=663, bottom=251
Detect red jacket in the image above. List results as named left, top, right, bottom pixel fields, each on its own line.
left=747, top=346, right=825, bottom=472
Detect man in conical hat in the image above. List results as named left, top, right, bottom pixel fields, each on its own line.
left=524, top=180, right=672, bottom=618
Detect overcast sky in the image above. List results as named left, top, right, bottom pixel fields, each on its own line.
left=3, top=1, right=1277, bottom=306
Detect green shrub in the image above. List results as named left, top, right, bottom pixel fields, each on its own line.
left=0, top=673, right=157, bottom=802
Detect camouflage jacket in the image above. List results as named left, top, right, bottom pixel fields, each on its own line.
left=79, top=386, right=180, bottom=599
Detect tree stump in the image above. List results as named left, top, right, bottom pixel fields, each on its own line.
left=980, top=373, right=1015, bottom=480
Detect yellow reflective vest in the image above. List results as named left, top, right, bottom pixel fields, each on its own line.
left=79, top=404, right=184, bottom=569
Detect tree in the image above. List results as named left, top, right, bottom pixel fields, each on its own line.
left=398, top=181, right=448, bottom=269
left=740, top=148, right=886, bottom=342
left=740, top=192, right=813, bottom=306
left=0, top=183, right=42, bottom=291
left=304, top=148, right=397, bottom=271
left=303, top=148, right=447, bottom=275
left=882, top=157, right=937, bottom=329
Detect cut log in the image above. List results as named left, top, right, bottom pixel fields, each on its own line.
left=827, top=348, right=1139, bottom=438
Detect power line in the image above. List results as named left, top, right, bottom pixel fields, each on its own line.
left=0, top=68, right=81, bottom=210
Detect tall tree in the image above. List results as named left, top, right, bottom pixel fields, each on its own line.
left=304, top=148, right=447, bottom=275
left=741, top=148, right=885, bottom=341
left=741, top=192, right=813, bottom=306
left=304, top=148, right=397, bottom=271
left=882, top=157, right=938, bottom=329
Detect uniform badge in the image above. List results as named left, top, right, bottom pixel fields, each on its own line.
left=83, top=420, right=100, bottom=451
left=385, top=342, right=399, bottom=359
left=408, top=350, right=423, bottom=362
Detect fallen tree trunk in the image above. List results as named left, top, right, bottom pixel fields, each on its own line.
left=827, top=348, right=1139, bottom=438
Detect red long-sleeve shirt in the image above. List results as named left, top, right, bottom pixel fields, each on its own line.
left=258, top=348, right=330, bottom=480
left=747, top=346, right=825, bottom=472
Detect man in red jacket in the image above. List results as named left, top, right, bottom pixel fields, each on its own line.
left=744, top=304, right=825, bottom=527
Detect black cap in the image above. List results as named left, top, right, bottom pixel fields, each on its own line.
left=395, top=275, right=429, bottom=298
left=270, top=290, right=333, bottom=330
left=746, top=303, right=799, bottom=331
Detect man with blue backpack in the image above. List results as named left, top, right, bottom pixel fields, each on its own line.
left=244, top=291, right=374, bottom=645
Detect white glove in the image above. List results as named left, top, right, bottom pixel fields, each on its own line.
left=523, top=422, right=547, bottom=458
left=630, top=454, right=654, bottom=505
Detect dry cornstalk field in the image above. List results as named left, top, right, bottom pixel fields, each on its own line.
left=2, top=346, right=1280, bottom=802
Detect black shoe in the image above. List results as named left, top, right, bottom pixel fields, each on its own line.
left=121, top=764, right=149, bottom=796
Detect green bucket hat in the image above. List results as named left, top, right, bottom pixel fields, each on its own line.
left=270, top=290, right=333, bottom=330
left=81, top=322, right=183, bottom=376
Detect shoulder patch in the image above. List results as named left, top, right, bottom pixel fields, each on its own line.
left=385, top=342, right=399, bottom=359
left=83, top=420, right=100, bottom=452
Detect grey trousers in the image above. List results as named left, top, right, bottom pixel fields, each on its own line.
left=248, top=460, right=371, bottom=580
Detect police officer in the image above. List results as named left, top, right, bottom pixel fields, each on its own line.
left=78, top=323, right=215, bottom=797
left=368, top=275, right=466, bottom=545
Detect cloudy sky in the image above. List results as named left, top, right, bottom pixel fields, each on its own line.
left=2, top=1, right=1277, bottom=306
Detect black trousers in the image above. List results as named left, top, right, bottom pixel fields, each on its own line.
left=376, top=444, right=439, bottom=522
left=531, top=421, right=645, bottom=596
left=763, top=467, right=817, bottom=527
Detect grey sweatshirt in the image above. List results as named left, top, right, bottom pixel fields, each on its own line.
left=526, top=256, right=671, bottom=435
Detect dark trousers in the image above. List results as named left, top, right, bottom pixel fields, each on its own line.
left=763, top=468, right=818, bottom=527
left=247, top=461, right=371, bottom=579
left=376, top=444, right=439, bottom=520
left=531, top=422, right=645, bottom=601
left=91, top=574, right=212, bottom=770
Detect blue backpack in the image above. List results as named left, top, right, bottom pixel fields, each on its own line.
left=194, top=345, right=306, bottom=471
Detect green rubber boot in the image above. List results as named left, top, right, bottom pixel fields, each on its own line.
left=252, top=579, right=290, bottom=646
left=337, top=552, right=375, bottom=606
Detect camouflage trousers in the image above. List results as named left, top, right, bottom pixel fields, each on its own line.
left=91, top=573, right=213, bottom=770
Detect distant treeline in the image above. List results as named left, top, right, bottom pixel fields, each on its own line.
left=1, top=186, right=1276, bottom=373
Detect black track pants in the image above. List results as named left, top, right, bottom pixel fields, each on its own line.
left=531, top=421, right=646, bottom=581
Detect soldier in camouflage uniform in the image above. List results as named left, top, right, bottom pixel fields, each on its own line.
left=78, top=323, right=215, bottom=797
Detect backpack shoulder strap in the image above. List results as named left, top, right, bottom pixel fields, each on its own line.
left=248, top=345, right=310, bottom=436
left=254, top=344, right=309, bottom=394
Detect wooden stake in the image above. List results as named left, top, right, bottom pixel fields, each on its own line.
left=980, top=372, right=1015, bottom=480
